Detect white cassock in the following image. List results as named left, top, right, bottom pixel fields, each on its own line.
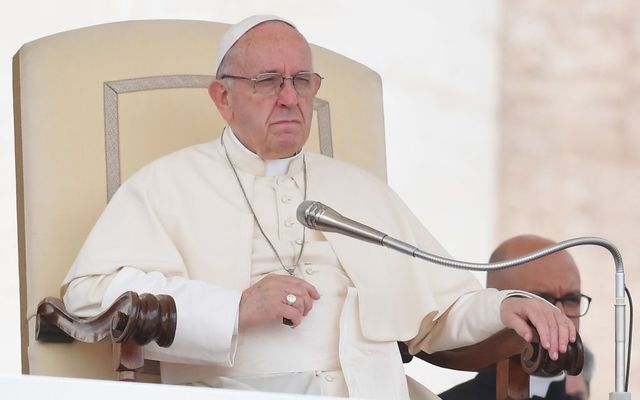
left=63, top=127, right=518, bottom=399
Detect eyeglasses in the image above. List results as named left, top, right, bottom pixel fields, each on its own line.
left=533, top=292, right=592, bottom=317
left=220, top=72, right=323, bottom=97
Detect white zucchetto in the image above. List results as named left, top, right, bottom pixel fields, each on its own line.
left=214, top=15, right=296, bottom=75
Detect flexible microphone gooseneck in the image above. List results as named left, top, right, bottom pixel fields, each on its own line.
left=297, top=200, right=631, bottom=398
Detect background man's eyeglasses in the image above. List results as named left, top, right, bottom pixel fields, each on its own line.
left=220, top=72, right=323, bottom=97
left=533, top=292, right=592, bottom=317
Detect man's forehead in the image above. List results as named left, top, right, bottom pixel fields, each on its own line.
left=503, top=261, right=580, bottom=292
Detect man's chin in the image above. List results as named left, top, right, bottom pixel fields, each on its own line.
left=262, top=139, right=305, bottom=159
left=273, top=144, right=303, bottom=159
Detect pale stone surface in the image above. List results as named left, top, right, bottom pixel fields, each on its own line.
left=499, top=0, right=639, bottom=397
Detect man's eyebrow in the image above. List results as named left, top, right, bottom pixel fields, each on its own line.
left=258, top=69, right=314, bottom=74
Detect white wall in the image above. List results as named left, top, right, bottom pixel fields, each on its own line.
left=0, top=0, right=500, bottom=393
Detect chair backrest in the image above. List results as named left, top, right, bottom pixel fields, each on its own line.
left=13, top=19, right=386, bottom=380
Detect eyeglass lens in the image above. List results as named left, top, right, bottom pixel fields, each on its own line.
left=535, top=293, right=591, bottom=317
left=254, top=72, right=321, bottom=96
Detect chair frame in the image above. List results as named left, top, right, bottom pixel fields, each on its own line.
left=38, top=292, right=583, bottom=398
left=36, top=292, right=176, bottom=381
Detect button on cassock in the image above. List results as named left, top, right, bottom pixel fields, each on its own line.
left=281, top=195, right=292, bottom=204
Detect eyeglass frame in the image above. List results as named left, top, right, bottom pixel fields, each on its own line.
left=532, top=292, right=592, bottom=317
left=219, top=71, right=324, bottom=97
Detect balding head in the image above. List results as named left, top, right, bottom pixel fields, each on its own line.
left=487, top=235, right=580, bottom=291
left=487, top=235, right=582, bottom=327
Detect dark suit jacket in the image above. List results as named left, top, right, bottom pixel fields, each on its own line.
left=439, top=367, right=570, bottom=400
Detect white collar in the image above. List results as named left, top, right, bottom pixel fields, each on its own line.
left=530, top=372, right=565, bottom=397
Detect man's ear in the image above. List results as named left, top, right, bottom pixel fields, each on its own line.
left=209, top=80, right=233, bottom=120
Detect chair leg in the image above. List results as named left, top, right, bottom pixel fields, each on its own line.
left=496, top=356, right=529, bottom=400
left=112, top=341, right=144, bottom=381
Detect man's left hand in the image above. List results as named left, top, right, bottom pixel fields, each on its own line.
left=500, top=297, right=577, bottom=360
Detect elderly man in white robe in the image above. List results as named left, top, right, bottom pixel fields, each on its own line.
left=62, top=15, right=576, bottom=399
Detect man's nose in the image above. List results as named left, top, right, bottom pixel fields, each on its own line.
left=276, top=78, right=299, bottom=106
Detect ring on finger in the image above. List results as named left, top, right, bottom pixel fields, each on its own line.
left=285, top=293, right=297, bottom=305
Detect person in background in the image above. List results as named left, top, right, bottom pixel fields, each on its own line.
left=440, top=234, right=592, bottom=400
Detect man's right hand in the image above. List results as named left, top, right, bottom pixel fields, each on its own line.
left=239, top=274, right=320, bottom=329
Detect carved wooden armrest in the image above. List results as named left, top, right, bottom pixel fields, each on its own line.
left=36, top=292, right=177, bottom=381
left=399, top=328, right=584, bottom=400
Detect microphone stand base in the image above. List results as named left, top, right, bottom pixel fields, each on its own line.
left=610, top=392, right=631, bottom=400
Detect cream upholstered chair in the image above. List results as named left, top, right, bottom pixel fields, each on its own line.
left=14, top=19, right=582, bottom=397
left=13, top=19, right=386, bottom=381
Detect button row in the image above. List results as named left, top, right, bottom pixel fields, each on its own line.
left=276, top=176, right=297, bottom=187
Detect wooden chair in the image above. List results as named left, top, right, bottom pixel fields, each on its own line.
left=400, top=329, right=583, bottom=399
left=35, top=292, right=177, bottom=381
left=14, top=19, right=581, bottom=398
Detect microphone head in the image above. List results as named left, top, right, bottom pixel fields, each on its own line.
left=296, top=201, right=327, bottom=229
left=296, top=200, right=386, bottom=244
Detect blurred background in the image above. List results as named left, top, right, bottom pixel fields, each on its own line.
left=0, top=0, right=637, bottom=397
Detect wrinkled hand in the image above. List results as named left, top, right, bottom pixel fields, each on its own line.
left=239, top=274, right=320, bottom=330
left=500, top=297, right=577, bottom=360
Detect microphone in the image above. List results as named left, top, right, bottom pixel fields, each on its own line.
left=297, top=200, right=630, bottom=396
left=297, top=200, right=543, bottom=267
left=296, top=200, right=387, bottom=245
left=297, top=200, right=429, bottom=257
left=297, top=200, right=624, bottom=272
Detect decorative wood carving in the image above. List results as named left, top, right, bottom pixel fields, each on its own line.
left=37, top=292, right=176, bottom=346
left=36, top=291, right=176, bottom=381
left=399, top=328, right=583, bottom=400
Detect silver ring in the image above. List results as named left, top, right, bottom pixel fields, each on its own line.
left=286, top=293, right=297, bottom=305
